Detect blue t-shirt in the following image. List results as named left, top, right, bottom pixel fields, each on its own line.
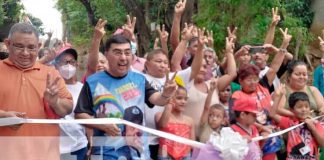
left=75, top=71, right=156, bottom=159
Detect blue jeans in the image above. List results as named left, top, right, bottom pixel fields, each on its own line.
left=61, top=147, right=87, bottom=160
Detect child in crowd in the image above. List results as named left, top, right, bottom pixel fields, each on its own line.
left=218, top=84, right=231, bottom=125
left=256, top=108, right=282, bottom=160
left=199, top=78, right=227, bottom=143
left=155, top=86, right=195, bottom=160
left=270, top=84, right=324, bottom=160
left=230, top=97, right=263, bottom=160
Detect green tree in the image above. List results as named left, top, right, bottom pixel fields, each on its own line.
left=55, top=0, right=197, bottom=55
left=194, top=0, right=314, bottom=59
left=24, top=13, right=45, bottom=35
left=56, top=0, right=127, bottom=47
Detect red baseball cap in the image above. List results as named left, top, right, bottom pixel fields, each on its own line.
left=55, top=46, right=78, bottom=61
left=232, top=97, right=258, bottom=114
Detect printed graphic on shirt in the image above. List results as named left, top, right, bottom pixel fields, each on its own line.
left=287, top=124, right=318, bottom=160
left=93, top=83, right=123, bottom=118
left=86, top=71, right=148, bottom=159
left=115, top=82, right=141, bottom=101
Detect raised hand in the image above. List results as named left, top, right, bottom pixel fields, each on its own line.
left=157, top=24, right=169, bottom=44
left=274, top=83, right=286, bottom=97
left=225, top=36, right=235, bottom=54
left=209, top=77, right=218, bottom=92
left=206, top=30, right=214, bottom=47
left=227, top=27, right=237, bottom=43
left=94, top=19, right=107, bottom=40
left=271, top=7, right=281, bottom=26
left=197, top=28, right=208, bottom=48
left=44, top=73, right=60, bottom=107
left=191, top=25, right=198, bottom=37
left=279, top=28, right=292, bottom=49
left=122, top=15, right=136, bottom=41
left=318, top=35, right=324, bottom=52
left=154, top=37, right=160, bottom=49
left=174, top=0, right=186, bottom=15
left=46, top=31, right=53, bottom=38
left=263, top=43, right=279, bottom=53
left=181, top=23, right=194, bottom=41
left=161, top=71, right=178, bottom=99
left=43, top=48, right=56, bottom=64
left=234, top=45, right=251, bottom=57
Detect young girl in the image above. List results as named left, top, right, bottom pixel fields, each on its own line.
left=199, top=78, right=227, bottom=143
left=155, top=86, right=195, bottom=160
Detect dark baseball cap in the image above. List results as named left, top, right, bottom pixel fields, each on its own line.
left=123, top=106, right=143, bottom=125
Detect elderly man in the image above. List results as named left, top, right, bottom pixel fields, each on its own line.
left=75, top=34, right=177, bottom=159
left=0, top=23, right=73, bottom=160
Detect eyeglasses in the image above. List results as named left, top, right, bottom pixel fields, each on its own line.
left=59, top=60, right=76, bottom=65
left=12, top=43, right=38, bottom=53
left=111, top=49, right=132, bottom=57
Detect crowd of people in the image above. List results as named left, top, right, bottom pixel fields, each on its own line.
left=0, top=0, right=323, bottom=160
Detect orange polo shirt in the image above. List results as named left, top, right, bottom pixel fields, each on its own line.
left=0, top=59, right=72, bottom=160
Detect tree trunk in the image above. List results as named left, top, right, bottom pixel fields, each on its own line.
left=79, top=0, right=96, bottom=26
left=121, top=0, right=151, bottom=57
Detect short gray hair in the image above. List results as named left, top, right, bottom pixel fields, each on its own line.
left=8, top=23, right=39, bottom=40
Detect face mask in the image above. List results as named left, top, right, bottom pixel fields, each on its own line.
left=59, top=64, right=76, bottom=79
left=130, top=41, right=137, bottom=55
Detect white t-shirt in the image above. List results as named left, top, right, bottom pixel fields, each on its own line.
left=144, top=67, right=192, bottom=145
left=259, top=66, right=280, bottom=91
left=60, top=82, right=88, bottom=154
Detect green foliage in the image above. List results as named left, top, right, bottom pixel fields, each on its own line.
left=0, top=0, right=23, bottom=26
left=0, top=0, right=4, bottom=25
left=25, top=13, right=44, bottom=35
left=56, top=0, right=127, bottom=47
left=194, top=0, right=314, bottom=58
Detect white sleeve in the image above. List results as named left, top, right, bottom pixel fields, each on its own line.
left=176, top=67, right=192, bottom=89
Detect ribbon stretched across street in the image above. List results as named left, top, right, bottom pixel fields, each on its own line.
left=0, top=116, right=322, bottom=148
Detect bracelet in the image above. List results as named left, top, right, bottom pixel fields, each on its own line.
left=278, top=48, right=287, bottom=53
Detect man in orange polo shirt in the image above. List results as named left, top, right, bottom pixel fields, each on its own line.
left=0, top=23, right=73, bottom=160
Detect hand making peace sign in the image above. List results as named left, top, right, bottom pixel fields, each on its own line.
left=271, top=7, right=281, bottom=26
left=122, top=15, right=136, bottom=41
left=94, top=18, right=107, bottom=40
left=279, top=28, right=292, bottom=49
left=44, top=73, right=61, bottom=107
left=161, top=71, right=178, bottom=99
left=157, top=24, right=169, bottom=44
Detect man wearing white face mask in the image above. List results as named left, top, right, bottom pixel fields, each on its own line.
left=55, top=47, right=89, bottom=160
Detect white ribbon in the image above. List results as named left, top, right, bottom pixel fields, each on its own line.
left=0, top=117, right=205, bottom=148
left=251, top=116, right=323, bottom=142
left=0, top=116, right=322, bottom=148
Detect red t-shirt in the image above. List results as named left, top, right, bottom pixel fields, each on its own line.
left=278, top=116, right=324, bottom=160
left=231, top=124, right=262, bottom=160
left=232, top=83, right=272, bottom=111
